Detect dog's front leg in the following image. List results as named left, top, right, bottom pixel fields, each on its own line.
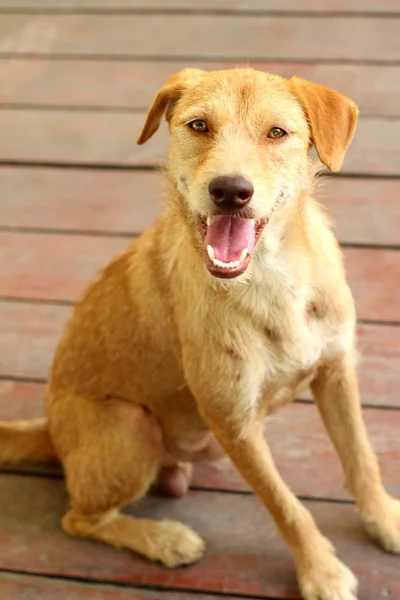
left=311, top=356, right=400, bottom=553
left=184, top=360, right=357, bottom=600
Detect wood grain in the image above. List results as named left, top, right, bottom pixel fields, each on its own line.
left=0, top=572, right=229, bottom=600
left=0, top=168, right=164, bottom=234
left=0, top=474, right=398, bottom=599
left=0, top=231, right=130, bottom=300
left=0, top=15, right=398, bottom=62
left=1, top=0, right=399, bottom=13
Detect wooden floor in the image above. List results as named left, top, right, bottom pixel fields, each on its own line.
left=0, top=2, right=400, bottom=599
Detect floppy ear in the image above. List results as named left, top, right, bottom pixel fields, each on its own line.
left=290, top=76, right=359, bottom=172
left=137, top=68, right=206, bottom=145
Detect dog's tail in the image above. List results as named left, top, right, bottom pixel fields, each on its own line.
left=0, top=418, right=57, bottom=464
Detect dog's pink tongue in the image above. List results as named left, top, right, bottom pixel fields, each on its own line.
left=205, top=215, right=256, bottom=262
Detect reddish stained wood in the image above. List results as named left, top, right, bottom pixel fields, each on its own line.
left=1, top=380, right=399, bottom=500
left=1, top=0, right=400, bottom=13
left=0, top=168, right=164, bottom=234
left=1, top=231, right=400, bottom=321
left=0, top=301, right=71, bottom=379
left=0, top=110, right=168, bottom=167
left=0, top=231, right=131, bottom=300
left=0, top=474, right=398, bottom=599
left=0, top=572, right=230, bottom=600
left=354, top=323, right=400, bottom=407
left=0, top=380, right=45, bottom=419
left=0, top=15, right=398, bottom=62
left=0, top=110, right=397, bottom=176
left=345, top=248, right=400, bottom=322
left=1, top=60, right=399, bottom=117
left=320, top=178, right=400, bottom=246
left=2, top=169, right=400, bottom=246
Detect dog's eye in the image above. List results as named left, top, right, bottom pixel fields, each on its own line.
left=188, top=120, right=209, bottom=132
left=267, top=127, right=287, bottom=139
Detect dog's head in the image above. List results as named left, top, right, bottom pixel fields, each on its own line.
left=137, top=68, right=358, bottom=280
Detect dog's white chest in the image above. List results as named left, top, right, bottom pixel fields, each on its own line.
left=259, top=310, right=354, bottom=384
left=237, top=266, right=354, bottom=385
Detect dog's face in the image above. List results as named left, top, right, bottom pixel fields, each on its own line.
left=138, top=68, right=358, bottom=280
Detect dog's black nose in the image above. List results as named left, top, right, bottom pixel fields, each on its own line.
left=208, top=175, right=254, bottom=210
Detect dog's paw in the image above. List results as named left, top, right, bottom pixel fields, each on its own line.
left=361, top=496, right=400, bottom=553
left=150, top=519, right=205, bottom=568
left=298, top=552, right=358, bottom=600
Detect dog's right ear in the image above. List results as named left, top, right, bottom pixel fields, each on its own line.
left=290, top=76, right=359, bottom=172
left=137, top=69, right=206, bottom=145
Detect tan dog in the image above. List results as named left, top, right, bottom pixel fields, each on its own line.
left=1, top=68, right=399, bottom=600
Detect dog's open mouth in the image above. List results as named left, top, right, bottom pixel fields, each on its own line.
left=198, top=214, right=268, bottom=278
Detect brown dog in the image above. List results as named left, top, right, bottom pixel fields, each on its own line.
left=1, top=68, right=399, bottom=600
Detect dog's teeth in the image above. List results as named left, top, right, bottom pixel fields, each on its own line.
left=206, top=216, right=211, bottom=226
left=207, top=245, right=215, bottom=261
left=239, top=248, right=248, bottom=262
left=212, top=258, right=240, bottom=269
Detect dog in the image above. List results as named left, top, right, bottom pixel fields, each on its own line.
left=1, top=68, right=399, bottom=600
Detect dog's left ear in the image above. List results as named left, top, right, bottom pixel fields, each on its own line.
left=137, top=68, right=206, bottom=145
left=290, top=76, right=359, bottom=172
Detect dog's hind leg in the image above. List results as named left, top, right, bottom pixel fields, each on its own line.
left=54, top=396, right=205, bottom=567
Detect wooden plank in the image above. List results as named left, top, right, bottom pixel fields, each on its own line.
left=320, top=178, right=400, bottom=246
left=355, top=323, right=400, bottom=407
left=0, top=380, right=45, bottom=419
left=2, top=169, right=400, bottom=246
left=1, top=380, right=399, bottom=500
left=0, top=168, right=163, bottom=234
left=1, top=0, right=400, bottom=14
left=345, top=248, right=400, bottom=322
left=0, top=572, right=228, bottom=600
left=1, top=60, right=399, bottom=117
left=0, top=15, right=398, bottom=62
left=0, top=302, right=399, bottom=407
left=0, top=232, right=130, bottom=300
left=0, top=110, right=167, bottom=167
left=0, top=111, right=398, bottom=176
left=1, top=232, right=400, bottom=321
left=0, top=301, right=70, bottom=380
left=0, top=474, right=398, bottom=599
